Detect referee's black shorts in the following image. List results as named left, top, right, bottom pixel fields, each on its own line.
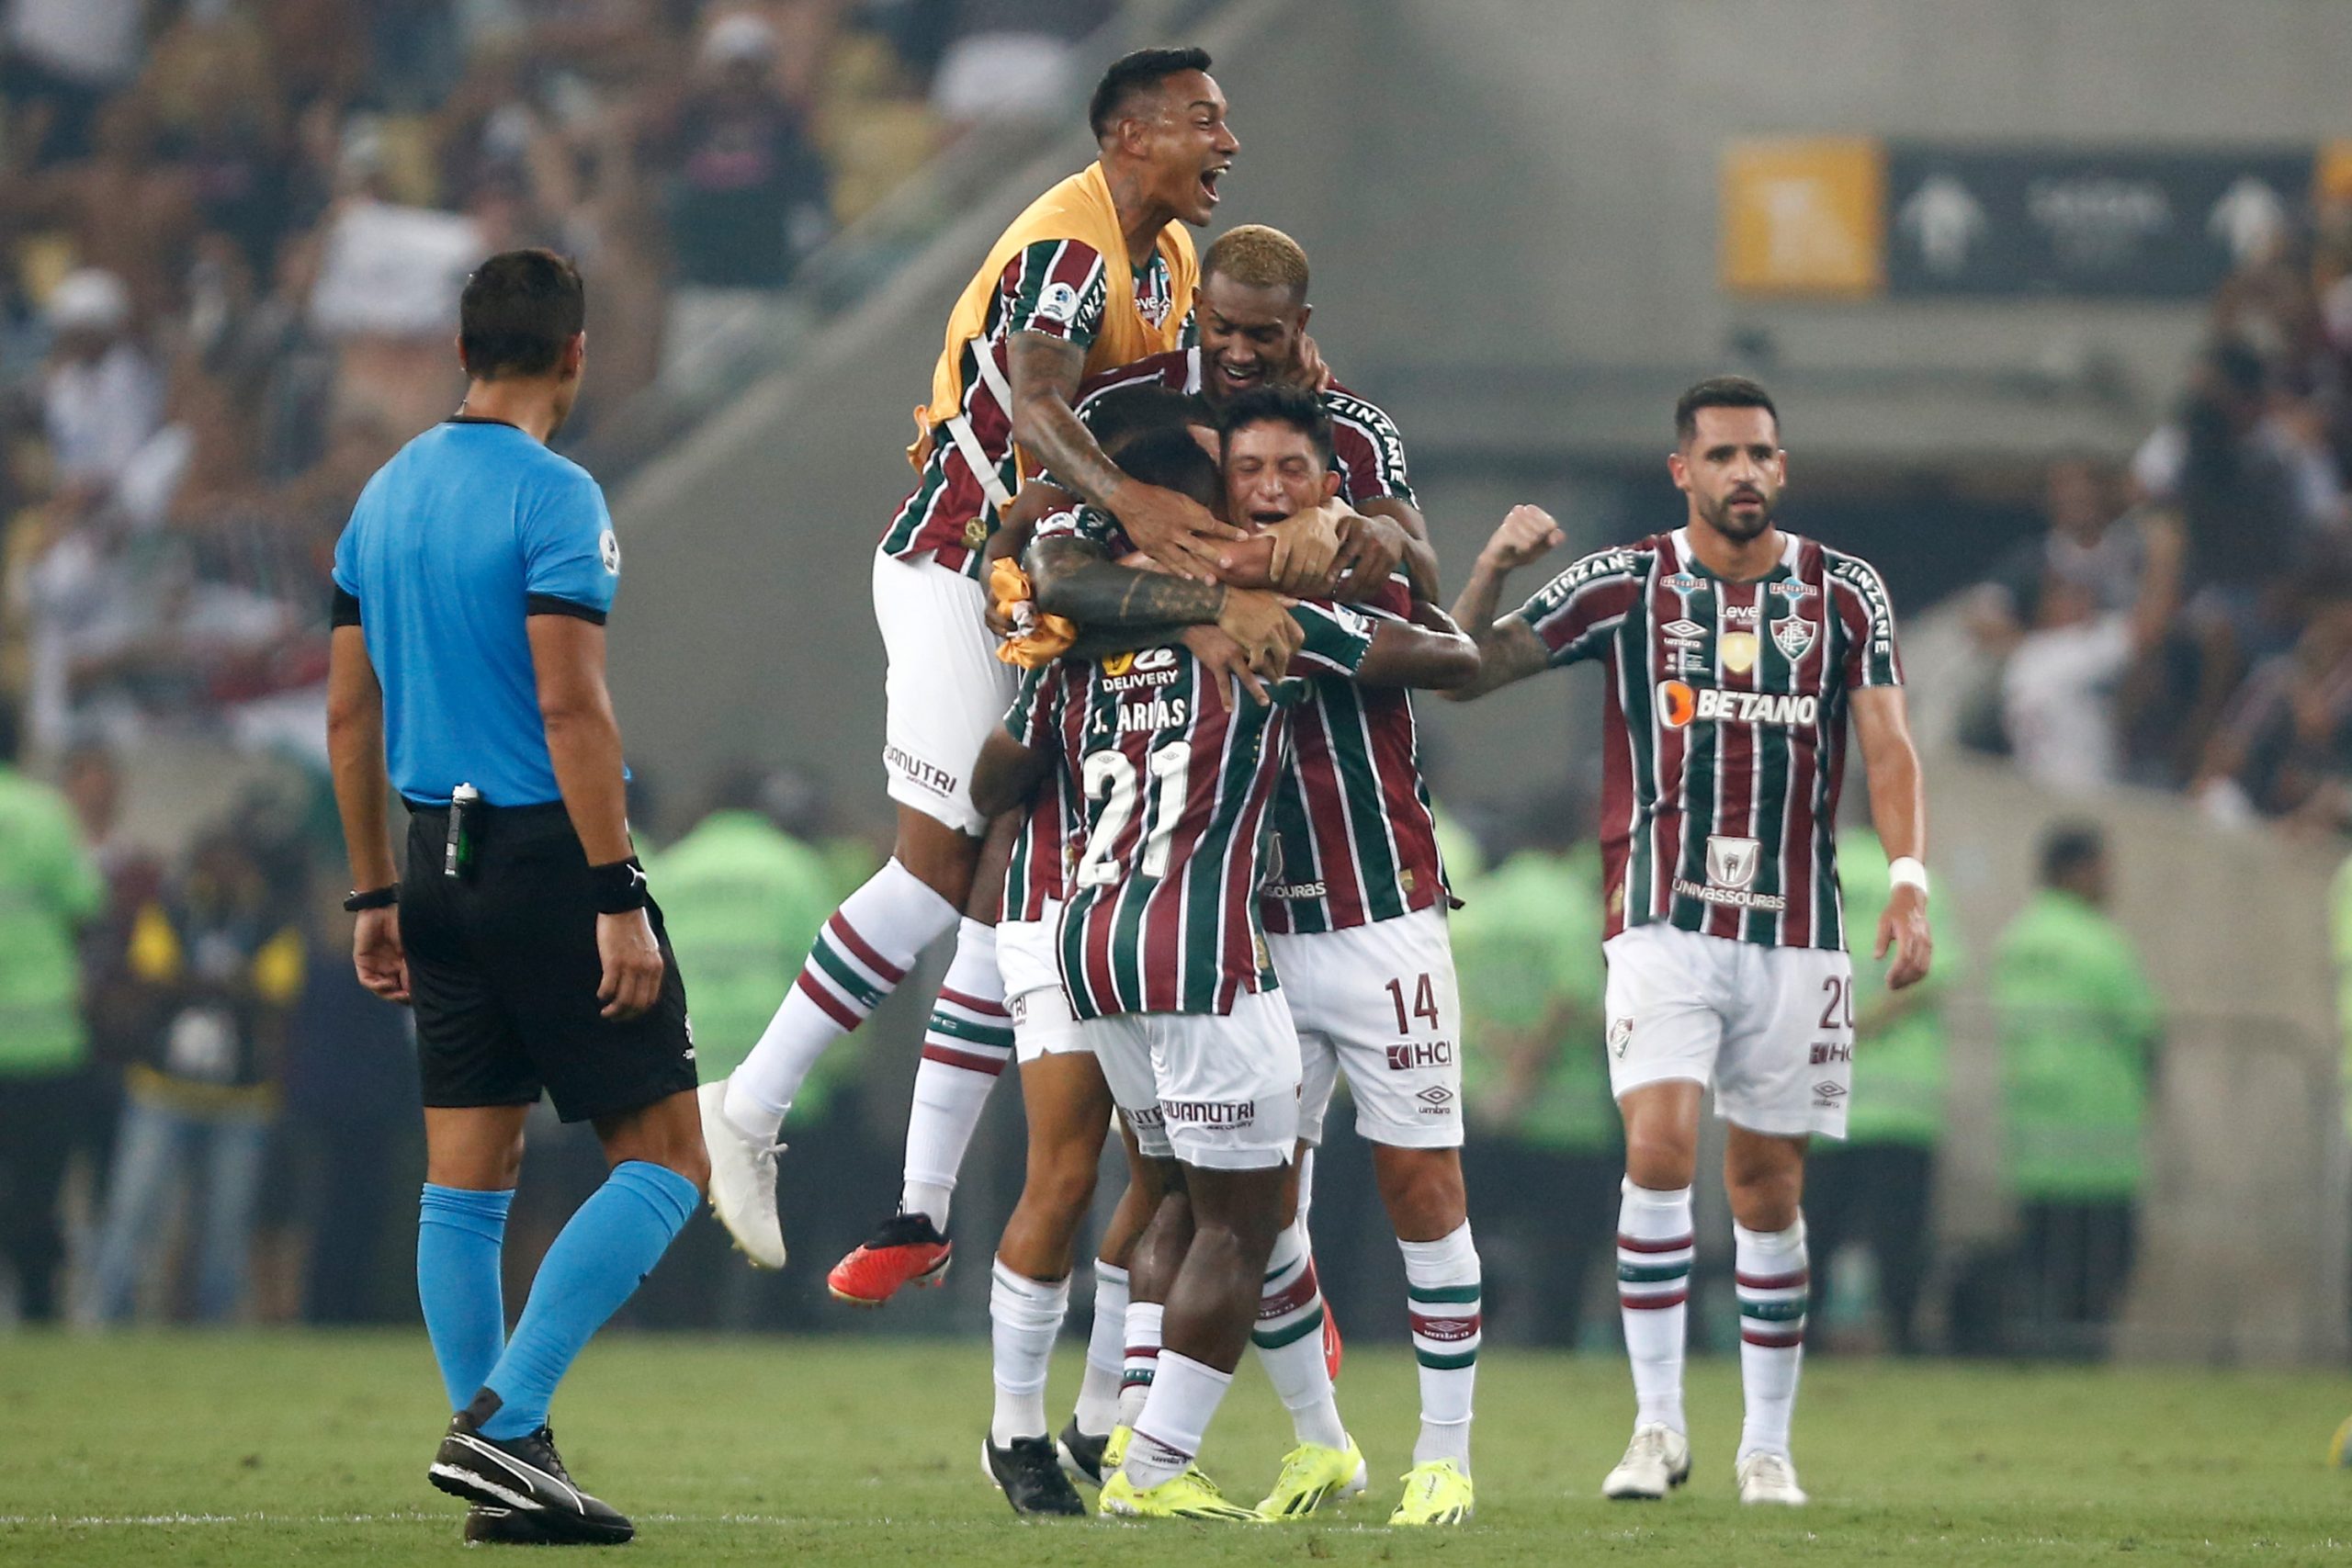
left=401, top=800, right=696, bottom=1123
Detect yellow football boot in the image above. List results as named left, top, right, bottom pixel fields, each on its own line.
left=1387, top=1459, right=1474, bottom=1525
left=1098, top=1466, right=1264, bottom=1521
left=1256, top=1438, right=1367, bottom=1519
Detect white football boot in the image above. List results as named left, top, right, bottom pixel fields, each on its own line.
left=1600, top=1423, right=1691, bottom=1500
left=697, top=1080, right=786, bottom=1268
left=1735, top=1450, right=1808, bottom=1506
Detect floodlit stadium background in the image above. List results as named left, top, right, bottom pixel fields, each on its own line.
left=2, top=0, right=2346, bottom=1383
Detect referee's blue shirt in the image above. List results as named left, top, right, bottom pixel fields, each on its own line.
left=332, top=416, right=620, bottom=807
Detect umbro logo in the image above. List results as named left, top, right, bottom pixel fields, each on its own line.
left=1662, top=619, right=1706, bottom=638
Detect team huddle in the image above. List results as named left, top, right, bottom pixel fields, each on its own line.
left=689, top=44, right=1935, bottom=1526
left=336, top=42, right=1932, bottom=1546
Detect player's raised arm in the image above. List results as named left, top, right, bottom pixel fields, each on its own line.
left=1852, top=685, right=1933, bottom=991
left=1442, top=504, right=1568, bottom=702
left=1007, top=331, right=1244, bottom=580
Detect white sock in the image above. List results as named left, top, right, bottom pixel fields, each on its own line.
left=899, top=919, right=1012, bottom=1227
left=1251, top=1219, right=1346, bottom=1450
left=1118, top=1299, right=1162, bottom=1428
left=723, top=859, right=956, bottom=1139
left=1123, top=1351, right=1233, bottom=1491
left=1400, top=1220, right=1480, bottom=1472
left=1074, top=1259, right=1128, bottom=1438
left=1296, top=1145, right=1317, bottom=1235
left=989, top=1258, right=1068, bottom=1447
left=1735, top=1217, right=1808, bottom=1461
left=1618, top=1179, right=1693, bottom=1436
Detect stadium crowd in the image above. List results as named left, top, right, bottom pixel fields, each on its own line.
left=0, top=8, right=2177, bottom=1370
left=0, top=0, right=1109, bottom=758
left=1959, top=209, right=2352, bottom=830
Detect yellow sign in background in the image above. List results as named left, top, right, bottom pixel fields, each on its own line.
left=1721, top=138, right=1888, bottom=297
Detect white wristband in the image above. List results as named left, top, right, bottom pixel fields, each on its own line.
left=1888, top=856, right=1929, bottom=897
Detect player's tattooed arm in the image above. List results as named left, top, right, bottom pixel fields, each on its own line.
left=1442, top=503, right=1566, bottom=702
left=1029, top=536, right=1302, bottom=677
left=1008, top=332, right=1245, bottom=580
left=1852, top=685, right=1934, bottom=991
left=1028, top=536, right=1226, bottom=626
left=969, top=728, right=1053, bottom=820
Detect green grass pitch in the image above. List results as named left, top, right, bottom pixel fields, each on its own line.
left=5, top=1330, right=2350, bottom=1564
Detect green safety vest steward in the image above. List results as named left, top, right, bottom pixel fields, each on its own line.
left=1837, top=829, right=1960, bottom=1148
left=1454, top=846, right=1617, bottom=1154
left=646, top=812, right=858, bottom=1110
left=0, top=766, right=103, bottom=1077
left=1991, top=887, right=2163, bottom=1201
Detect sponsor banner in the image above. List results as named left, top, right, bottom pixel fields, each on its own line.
left=1886, top=142, right=2313, bottom=299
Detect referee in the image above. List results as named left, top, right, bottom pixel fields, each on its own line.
left=325, top=249, right=708, bottom=1547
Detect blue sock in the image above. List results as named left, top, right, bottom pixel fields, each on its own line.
left=417, top=1184, right=514, bottom=1413
left=477, top=1160, right=699, bottom=1439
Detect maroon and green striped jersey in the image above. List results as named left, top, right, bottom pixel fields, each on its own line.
left=1503, top=526, right=1903, bottom=952
left=1074, top=347, right=1418, bottom=509
left=881, top=239, right=1181, bottom=578
left=1258, top=576, right=1448, bottom=933
left=999, top=661, right=1085, bottom=922
left=1039, top=510, right=1376, bottom=1019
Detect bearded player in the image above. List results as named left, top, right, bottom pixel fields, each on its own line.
left=700, top=49, right=1264, bottom=1298
left=1443, top=377, right=1933, bottom=1507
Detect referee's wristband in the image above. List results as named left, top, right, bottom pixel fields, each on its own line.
left=589, top=858, right=650, bottom=915
left=1888, top=856, right=1930, bottom=898
left=344, top=885, right=398, bottom=912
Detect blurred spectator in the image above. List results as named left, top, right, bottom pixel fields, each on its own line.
left=280, top=861, right=418, bottom=1325
left=0, top=0, right=147, bottom=165
left=2132, top=341, right=2349, bottom=771
left=2192, top=579, right=2352, bottom=832
left=928, top=0, right=1110, bottom=127
left=1804, top=827, right=1959, bottom=1356
left=0, top=702, right=104, bottom=1321
left=1991, top=824, right=2162, bottom=1355
left=1968, top=456, right=2181, bottom=793
left=1453, top=799, right=1618, bottom=1348
left=633, top=761, right=860, bottom=1327
left=38, top=267, right=161, bottom=502
left=86, top=814, right=306, bottom=1324
left=660, top=14, right=831, bottom=290
left=59, top=739, right=163, bottom=1230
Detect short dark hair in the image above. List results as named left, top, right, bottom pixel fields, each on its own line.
left=1215, top=384, right=1333, bottom=470
left=1088, top=47, right=1212, bottom=141
left=459, top=248, right=585, bottom=380
left=1674, top=375, right=1778, bottom=446
left=2039, top=821, right=2106, bottom=886
left=1114, top=426, right=1221, bottom=511
left=1082, top=386, right=1210, bottom=458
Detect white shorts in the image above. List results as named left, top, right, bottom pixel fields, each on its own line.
left=873, top=547, right=1018, bottom=836
left=1084, top=987, right=1302, bottom=1170
left=1601, top=923, right=1854, bottom=1139
left=999, top=911, right=1084, bottom=1064
left=1272, top=907, right=1464, bottom=1150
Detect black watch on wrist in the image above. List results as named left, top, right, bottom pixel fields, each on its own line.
left=589, top=858, right=650, bottom=915
left=344, top=886, right=398, bottom=912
